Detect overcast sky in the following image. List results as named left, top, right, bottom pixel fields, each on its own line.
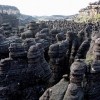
left=0, top=0, right=97, bottom=16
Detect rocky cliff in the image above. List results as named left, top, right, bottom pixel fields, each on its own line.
left=0, top=5, right=20, bottom=16
left=0, top=5, right=36, bottom=27
left=76, top=0, right=100, bottom=22
left=0, top=5, right=20, bottom=27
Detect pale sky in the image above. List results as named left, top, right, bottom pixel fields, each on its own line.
left=0, top=0, right=97, bottom=16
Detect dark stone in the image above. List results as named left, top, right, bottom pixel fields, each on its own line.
left=48, top=42, right=68, bottom=86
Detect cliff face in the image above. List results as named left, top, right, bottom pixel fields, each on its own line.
left=0, top=14, right=19, bottom=27
left=75, top=0, right=100, bottom=22
left=79, top=0, right=100, bottom=17
left=0, top=5, right=20, bottom=27
left=0, top=5, right=20, bottom=16
left=0, top=5, right=37, bottom=27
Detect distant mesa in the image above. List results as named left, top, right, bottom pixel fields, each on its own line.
left=0, top=5, right=36, bottom=27
left=0, top=5, right=20, bottom=15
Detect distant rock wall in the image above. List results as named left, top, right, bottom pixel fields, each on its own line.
left=0, top=13, right=19, bottom=27
left=0, top=5, right=20, bottom=16
left=79, top=0, right=100, bottom=17
left=0, top=5, right=20, bottom=27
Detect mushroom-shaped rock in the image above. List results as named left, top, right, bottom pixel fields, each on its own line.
left=9, top=43, right=27, bottom=58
